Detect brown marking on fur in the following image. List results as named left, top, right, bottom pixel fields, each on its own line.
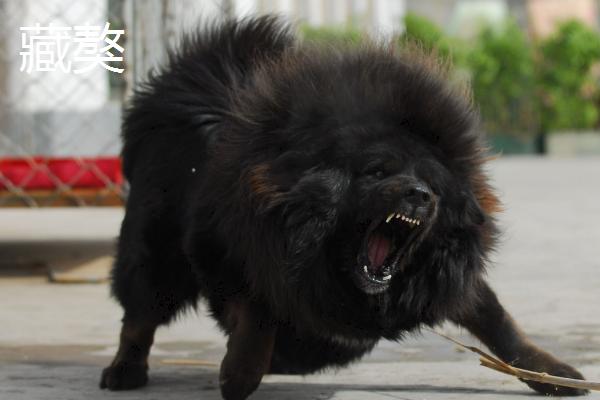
left=471, top=156, right=502, bottom=252
left=112, top=320, right=156, bottom=367
left=482, top=153, right=501, bottom=163
left=472, top=151, right=503, bottom=215
left=477, top=183, right=502, bottom=215
left=246, top=164, right=283, bottom=211
left=247, top=164, right=277, bottom=196
left=223, top=298, right=243, bottom=332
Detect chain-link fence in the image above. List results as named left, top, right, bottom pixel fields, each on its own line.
left=0, top=0, right=129, bottom=206
left=0, top=0, right=231, bottom=207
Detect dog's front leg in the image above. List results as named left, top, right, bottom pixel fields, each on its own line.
left=219, top=300, right=276, bottom=400
left=451, top=280, right=587, bottom=396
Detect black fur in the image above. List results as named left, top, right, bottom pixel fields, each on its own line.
left=100, top=16, right=587, bottom=399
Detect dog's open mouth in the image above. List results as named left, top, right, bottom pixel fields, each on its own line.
left=354, top=212, right=424, bottom=294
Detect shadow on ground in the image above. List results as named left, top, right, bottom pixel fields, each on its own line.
left=1, top=362, right=532, bottom=400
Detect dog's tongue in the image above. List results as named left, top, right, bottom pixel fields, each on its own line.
left=367, top=232, right=391, bottom=272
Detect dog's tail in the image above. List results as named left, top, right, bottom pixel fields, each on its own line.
left=122, top=15, right=295, bottom=177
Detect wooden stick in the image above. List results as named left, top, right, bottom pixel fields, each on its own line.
left=429, top=329, right=600, bottom=392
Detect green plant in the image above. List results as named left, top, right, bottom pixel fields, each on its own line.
left=467, top=20, right=537, bottom=137
left=537, top=20, right=600, bottom=132
left=400, top=13, right=455, bottom=62
left=301, top=16, right=600, bottom=137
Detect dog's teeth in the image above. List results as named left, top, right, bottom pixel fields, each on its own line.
left=382, top=275, right=392, bottom=281
left=416, top=220, right=420, bottom=225
left=386, top=214, right=394, bottom=223
left=401, top=215, right=406, bottom=221
left=395, top=213, right=401, bottom=219
left=364, top=266, right=368, bottom=274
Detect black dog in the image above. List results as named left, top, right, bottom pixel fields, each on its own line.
left=100, top=16, right=586, bottom=399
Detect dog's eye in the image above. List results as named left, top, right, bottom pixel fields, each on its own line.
left=364, top=166, right=386, bottom=179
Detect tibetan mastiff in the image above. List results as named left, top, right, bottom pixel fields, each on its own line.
left=100, top=16, right=586, bottom=399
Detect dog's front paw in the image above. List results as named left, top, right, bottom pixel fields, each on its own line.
left=100, top=363, right=148, bottom=391
left=516, top=351, right=588, bottom=396
left=219, top=357, right=264, bottom=400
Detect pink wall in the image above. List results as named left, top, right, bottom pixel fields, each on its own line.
left=528, top=0, right=598, bottom=37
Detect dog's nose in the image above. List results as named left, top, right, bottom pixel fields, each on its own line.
left=402, top=184, right=432, bottom=207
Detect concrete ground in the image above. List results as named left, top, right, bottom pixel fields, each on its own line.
left=1, top=157, right=599, bottom=400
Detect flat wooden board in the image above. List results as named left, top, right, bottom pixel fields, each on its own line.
left=47, top=255, right=112, bottom=284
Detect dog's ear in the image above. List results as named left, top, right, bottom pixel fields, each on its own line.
left=245, top=159, right=350, bottom=264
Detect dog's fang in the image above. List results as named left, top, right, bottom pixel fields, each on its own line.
left=386, top=214, right=394, bottom=223
left=382, top=275, right=392, bottom=281
left=363, top=266, right=369, bottom=274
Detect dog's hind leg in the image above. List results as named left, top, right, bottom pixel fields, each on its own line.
left=451, top=280, right=587, bottom=397
left=100, top=318, right=157, bottom=390
left=100, top=216, right=200, bottom=390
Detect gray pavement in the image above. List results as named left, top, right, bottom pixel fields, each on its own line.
left=1, top=157, right=600, bottom=400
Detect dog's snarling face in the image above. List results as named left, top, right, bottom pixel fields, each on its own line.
left=347, top=135, right=443, bottom=295
left=222, top=46, right=494, bottom=324
left=242, top=120, right=485, bottom=305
